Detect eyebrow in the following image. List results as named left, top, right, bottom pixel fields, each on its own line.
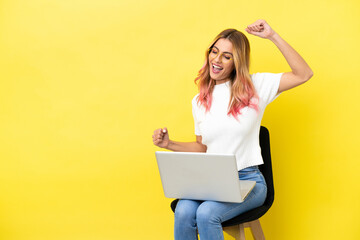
left=213, top=46, right=233, bottom=56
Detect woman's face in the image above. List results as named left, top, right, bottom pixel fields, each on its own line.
left=208, top=38, right=235, bottom=84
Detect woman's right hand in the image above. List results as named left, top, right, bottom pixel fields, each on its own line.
left=152, top=127, right=170, bottom=149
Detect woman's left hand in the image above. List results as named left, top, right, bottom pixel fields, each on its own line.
left=245, top=19, right=276, bottom=39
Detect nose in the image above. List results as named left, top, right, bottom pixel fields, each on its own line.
left=214, top=53, right=222, bottom=63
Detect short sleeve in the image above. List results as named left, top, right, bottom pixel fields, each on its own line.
left=251, top=72, right=284, bottom=105
left=192, top=95, right=201, bottom=136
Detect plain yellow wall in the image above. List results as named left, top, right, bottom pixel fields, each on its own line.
left=0, top=0, right=359, bottom=239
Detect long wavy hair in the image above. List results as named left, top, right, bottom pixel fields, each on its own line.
left=195, top=29, right=259, bottom=119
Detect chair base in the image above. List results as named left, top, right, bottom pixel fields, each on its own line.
left=223, top=219, right=265, bottom=240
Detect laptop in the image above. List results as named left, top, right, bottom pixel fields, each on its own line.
left=155, top=151, right=256, bottom=203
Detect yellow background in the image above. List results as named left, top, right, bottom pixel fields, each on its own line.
left=0, top=0, right=359, bottom=239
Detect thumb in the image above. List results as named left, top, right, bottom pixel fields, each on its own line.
left=162, top=127, right=168, bottom=134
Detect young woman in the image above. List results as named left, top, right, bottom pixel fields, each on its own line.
left=152, top=19, right=313, bottom=240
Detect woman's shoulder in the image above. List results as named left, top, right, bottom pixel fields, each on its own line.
left=192, top=94, right=199, bottom=103
left=250, top=72, right=263, bottom=90
left=192, top=94, right=200, bottom=108
left=250, top=72, right=284, bottom=105
left=251, top=72, right=284, bottom=82
left=250, top=72, right=267, bottom=84
left=250, top=72, right=284, bottom=88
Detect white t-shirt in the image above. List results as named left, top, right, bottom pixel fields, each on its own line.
left=192, top=72, right=284, bottom=170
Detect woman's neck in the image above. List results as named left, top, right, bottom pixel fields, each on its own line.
left=214, top=78, right=231, bottom=85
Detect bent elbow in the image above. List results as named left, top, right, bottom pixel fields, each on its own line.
left=308, top=70, right=314, bottom=80
left=303, top=70, right=314, bottom=83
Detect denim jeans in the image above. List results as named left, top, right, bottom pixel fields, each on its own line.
left=174, top=166, right=267, bottom=240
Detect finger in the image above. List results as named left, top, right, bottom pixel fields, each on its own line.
left=255, top=24, right=263, bottom=31
left=153, top=134, right=161, bottom=140
left=257, top=19, right=266, bottom=25
left=245, top=27, right=255, bottom=34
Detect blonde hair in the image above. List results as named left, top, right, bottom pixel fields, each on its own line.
left=195, top=29, right=259, bottom=119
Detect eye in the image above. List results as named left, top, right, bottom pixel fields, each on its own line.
left=211, top=49, right=218, bottom=54
left=224, top=55, right=231, bottom=60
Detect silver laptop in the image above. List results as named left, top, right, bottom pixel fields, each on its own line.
left=155, top=151, right=256, bottom=203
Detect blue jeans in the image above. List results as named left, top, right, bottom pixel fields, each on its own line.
left=174, top=166, right=267, bottom=240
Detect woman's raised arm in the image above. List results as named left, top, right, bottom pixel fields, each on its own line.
left=245, top=19, right=313, bottom=94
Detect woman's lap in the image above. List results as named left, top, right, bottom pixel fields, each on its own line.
left=176, top=180, right=266, bottom=223
left=174, top=166, right=267, bottom=240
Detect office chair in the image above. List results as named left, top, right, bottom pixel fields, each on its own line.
left=170, top=126, right=275, bottom=240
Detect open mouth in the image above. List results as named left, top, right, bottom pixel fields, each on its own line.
left=212, top=64, right=223, bottom=74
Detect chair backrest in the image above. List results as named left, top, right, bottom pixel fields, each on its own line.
left=258, top=126, right=274, bottom=208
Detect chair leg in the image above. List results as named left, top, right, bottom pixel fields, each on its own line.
left=238, top=224, right=246, bottom=240
left=223, top=220, right=264, bottom=240
left=223, top=225, right=244, bottom=240
left=248, top=219, right=265, bottom=240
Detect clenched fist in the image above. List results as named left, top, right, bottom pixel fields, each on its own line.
left=245, top=19, right=276, bottom=39
left=152, top=127, right=170, bottom=149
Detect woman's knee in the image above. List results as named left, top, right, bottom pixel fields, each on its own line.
left=196, top=202, right=221, bottom=225
left=174, top=200, right=198, bottom=222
